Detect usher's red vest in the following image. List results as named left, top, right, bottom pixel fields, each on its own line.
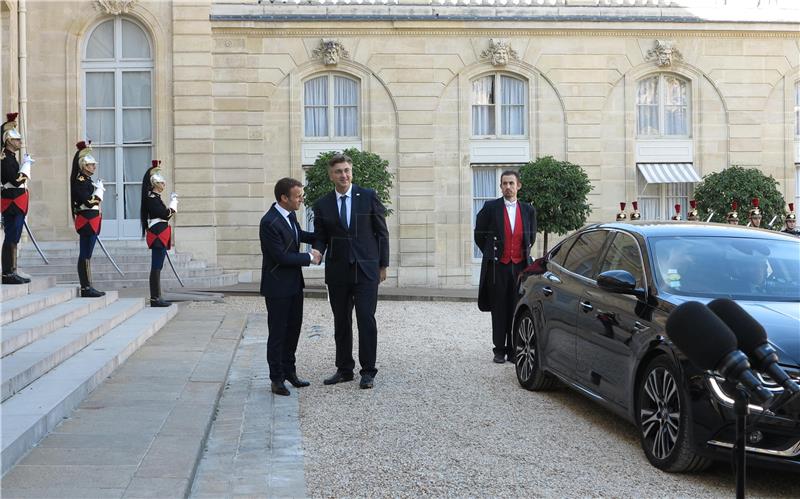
left=500, top=203, right=523, bottom=264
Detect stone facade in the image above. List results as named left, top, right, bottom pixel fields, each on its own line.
left=3, top=0, right=799, bottom=287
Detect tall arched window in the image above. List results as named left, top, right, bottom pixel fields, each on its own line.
left=82, top=17, right=153, bottom=238
left=636, top=74, right=690, bottom=137
left=303, top=74, right=359, bottom=139
left=471, top=74, right=527, bottom=137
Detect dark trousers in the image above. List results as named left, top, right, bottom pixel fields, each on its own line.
left=490, top=261, right=525, bottom=357
left=265, top=293, right=303, bottom=382
left=2, top=212, right=24, bottom=244
left=79, top=234, right=97, bottom=260
left=328, top=264, right=379, bottom=377
left=151, top=247, right=166, bottom=270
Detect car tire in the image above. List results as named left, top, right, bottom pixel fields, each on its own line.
left=636, top=356, right=712, bottom=473
left=514, top=308, right=557, bottom=391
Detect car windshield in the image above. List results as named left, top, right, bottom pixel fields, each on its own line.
left=650, top=236, right=800, bottom=301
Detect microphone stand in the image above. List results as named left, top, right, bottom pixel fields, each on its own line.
left=732, top=386, right=749, bottom=499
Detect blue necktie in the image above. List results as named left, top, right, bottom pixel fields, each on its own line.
left=339, top=194, right=348, bottom=230
left=288, top=211, right=298, bottom=242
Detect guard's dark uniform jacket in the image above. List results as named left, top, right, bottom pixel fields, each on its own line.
left=1, top=149, right=29, bottom=216
left=143, top=192, right=174, bottom=249
left=71, top=173, right=101, bottom=235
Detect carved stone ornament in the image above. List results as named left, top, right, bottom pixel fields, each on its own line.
left=312, top=39, right=350, bottom=66
left=94, top=0, right=138, bottom=15
left=646, top=40, right=683, bottom=67
left=480, top=39, right=519, bottom=67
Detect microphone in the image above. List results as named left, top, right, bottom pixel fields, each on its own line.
left=665, top=301, right=773, bottom=406
left=707, top=298, right=800, bottom=397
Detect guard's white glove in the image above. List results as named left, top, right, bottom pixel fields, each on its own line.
left=168, top=192, right=179, bottom=212
left=92, top=179, right=105, bottom=201
left=19, top=154, right=34, bottom=179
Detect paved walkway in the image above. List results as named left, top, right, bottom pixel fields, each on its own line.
left=198, top=283, right=478, bottom=302
left=0, top=306, right=245, bottom=499
left=190, top=313, right=306, bottom=498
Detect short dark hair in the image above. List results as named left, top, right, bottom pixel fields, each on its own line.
left=328, top=153, right=352, bottom=169
left=500, top=170, right=520, bottom=183
left=274, top=177, right=303, bottom=202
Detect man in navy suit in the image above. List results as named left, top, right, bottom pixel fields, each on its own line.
left=312, top=154, right=390, bottom=389
left=260, top=177, right=321, bottom=396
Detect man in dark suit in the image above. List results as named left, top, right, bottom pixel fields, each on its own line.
left=474, top=170, right=537, bottom=364
left=260, top=177, right=321, bottom=396
left=312, top=154, right=390, bottom=389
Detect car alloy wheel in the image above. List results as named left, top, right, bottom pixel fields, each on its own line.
left=640, top=366, right=681, bottom=461
left=514, top=309, right=556, bottom=391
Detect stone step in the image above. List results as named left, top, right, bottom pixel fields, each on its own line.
left=1, top=277, right=56, bottom=302
left=98, top=273, right=239, bottom=290
left=1, top=292, right=119, bottom=358
left=18, top=253, right=193, bottom=265
left=17, top=240, right=149, bottom=251
left=1, top=297, right=142, bottom=402
left=0, top=302, right=179, bottom=475
left=1, top=286, right=77, bottom=326
left=18, top=260, right=208, bottom=274
left=21, top=267, right=222, bottom=283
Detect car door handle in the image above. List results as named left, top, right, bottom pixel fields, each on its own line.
left=542, top=286, right=553, bottom=297
left=545, top=272, right=561, bottom=283
left=580, top=301, right=593, bottom=312
left=634, top=321, right=650, bottom=332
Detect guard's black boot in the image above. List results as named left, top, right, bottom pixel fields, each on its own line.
left=2, top=242, right=26, bottom=285
left=10, top=244, right=30, bottom=283
left=149, top=269, right=171, bottom=307
left=78, top=258, right=105, bottom=298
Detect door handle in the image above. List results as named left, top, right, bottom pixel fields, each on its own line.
left=634, top=321, right=650, bottom=332
left=580, top=301, right=593, bottom=312
left=546, top=273, right=562, bottom=283
left=542, top=286, right=553, bottom=297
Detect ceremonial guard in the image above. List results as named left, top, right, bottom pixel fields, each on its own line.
left=474, top=171, right=536, bottom=364
left=139, top=161, right=178, bottom=307
left=726, top=202, right=739, bottom=225
left=748, top=198, right=762, bottom=228
left=782, top=203, right=798, bottom=235
left=687, top=200, right=700, bottom=221
left=1, top=113, right=33, bottom=284
left=615, top=202, right=627, bottom=222
left=629, top=201, right=641, bottom=221
left=70, top=141, right=105, bottom=297
left=670, top=204, right=681, bottom=220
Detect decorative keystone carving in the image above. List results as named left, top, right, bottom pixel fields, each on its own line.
left=312, top=39, right=350, bottom=66
left=480, top=39, right=519, bottom=67
left=94, top=0, right=138, bottom=15
left=646, top=40, right=683, bottom=67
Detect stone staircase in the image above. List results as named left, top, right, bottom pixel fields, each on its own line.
left=0, top=277, right=179, bottom=475
left=16, top=240, right=238, bottom=290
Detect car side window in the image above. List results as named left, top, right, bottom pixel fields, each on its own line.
left=562, top=230, right=607, bottom=279
left=599, top=233, right=645, bottom=288
left=549, top=235, right=577, bottom=267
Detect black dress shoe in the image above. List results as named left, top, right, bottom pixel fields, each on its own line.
left=271, top=381, right=290, bottom=396
left=80, top=287, right=105, bottom=298
left=2, top=273, right=27, bottom=285
left=323, top=372, right=354, bottom=385
left=359, top=374, right=374, bottom=389
left=286, top=374, right=310, bottom=388
left=493, top=353, right=506, bottom=364
left=150, top=297, right=172, bottom=308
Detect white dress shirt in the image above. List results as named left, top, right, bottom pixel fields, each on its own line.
left=337, top=185, right=353, bottom=227
left=274, top=203, right=297, bottom=240
left=505, top=200, right=518, bottom=234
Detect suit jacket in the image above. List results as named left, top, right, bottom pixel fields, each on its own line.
left=474, top=198, right=537, bottom=312
left=259, top=203, right=315, bottom=298
left=312, top=184, right=390, bottom=284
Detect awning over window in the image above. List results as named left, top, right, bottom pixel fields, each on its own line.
left=637, top=163, right=701, bottom=184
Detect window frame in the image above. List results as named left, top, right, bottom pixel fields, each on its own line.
left=470, top=73, right=528, bottom=139
left=636, top=73, right=691, bottom=139
left=471, top=166, right=521, bottom=260
left=560, top=229, right=610, bottom=282
left=597, top=230, right=648, bottom=291
left=795, top=80, right=800, bottom=139
left=302, top=73, right=361, bottom=141
left=81, top=17, right=154, bottom=224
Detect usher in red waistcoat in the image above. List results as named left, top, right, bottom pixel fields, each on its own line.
left=500, top=203, right=523, bottom=264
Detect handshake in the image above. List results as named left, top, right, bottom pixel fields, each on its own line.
left=309, top=249, right=322, bottom=265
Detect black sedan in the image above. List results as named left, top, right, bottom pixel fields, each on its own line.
left=513, top=222, right=800, bottom=472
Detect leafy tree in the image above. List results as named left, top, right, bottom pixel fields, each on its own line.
left=518, top=156, right=593, bottom=255
left=693, top=166, right=785, bottom=229
left=303, top=148, right=394, bottom=216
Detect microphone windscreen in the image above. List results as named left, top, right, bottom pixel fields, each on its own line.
left=707, top=298, right=768, bottom=355
left=666, top=301, right=737, bottom=370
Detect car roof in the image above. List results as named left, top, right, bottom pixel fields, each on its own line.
left=583, top=221, right=799, bottom=241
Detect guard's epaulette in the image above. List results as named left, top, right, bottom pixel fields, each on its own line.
left=149, top=192, right=157, bottom=198
left=77, top=175, right=85, bottom=181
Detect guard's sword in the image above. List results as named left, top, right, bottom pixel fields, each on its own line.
left=95, top=236, right=125, bottom=276
left=768, top=215, right=778, bottom=228
left=23, top=220, right=49, bottom=264
left=165, top=251, right=185, bottom=287
left=705, top=211, right=715, bottom=223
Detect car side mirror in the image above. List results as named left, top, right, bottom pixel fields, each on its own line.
left=597, top=270, right=646, bottom=298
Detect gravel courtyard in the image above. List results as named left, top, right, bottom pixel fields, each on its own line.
left=219, top=296, right=798, bottom=498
